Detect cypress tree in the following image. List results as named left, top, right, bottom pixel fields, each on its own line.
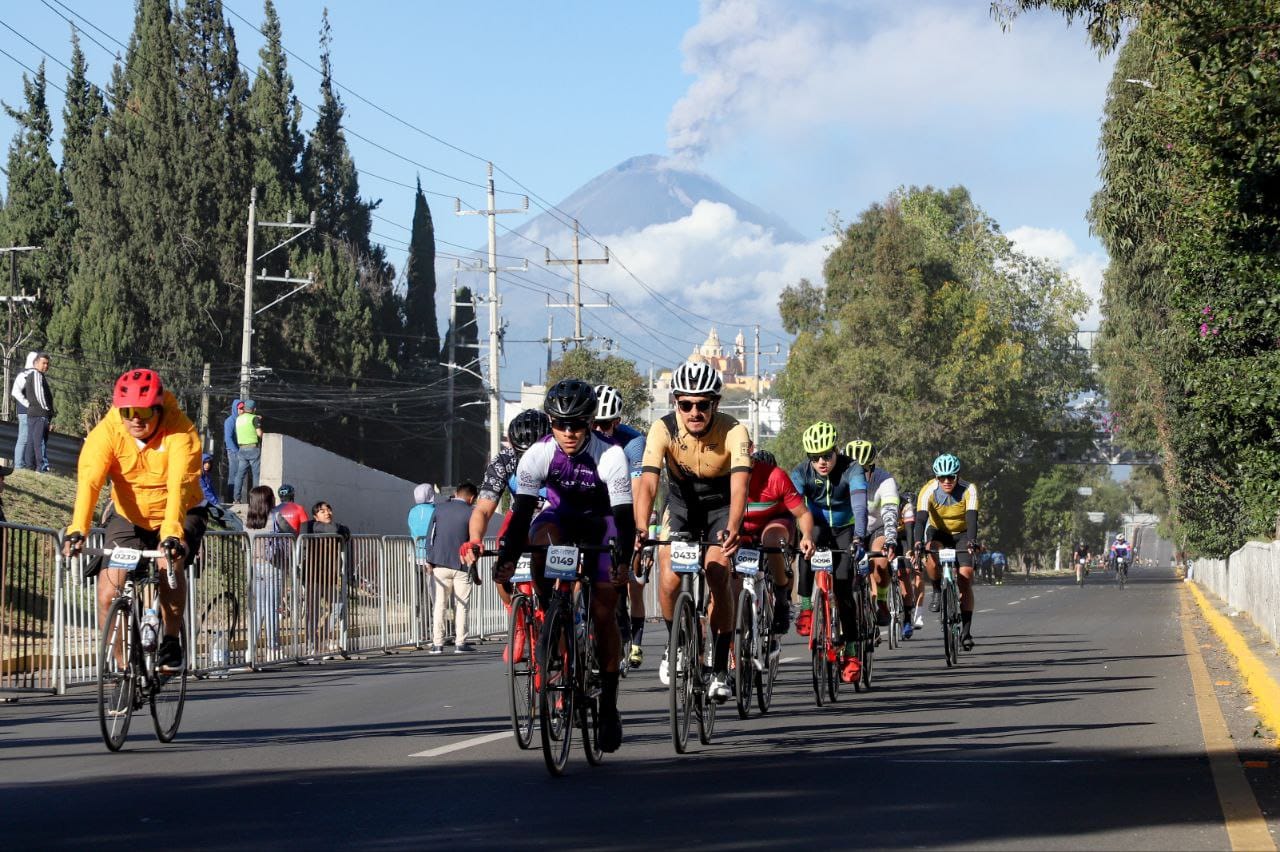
left=403, top=178, right=440, bottom=366
left=60, top=30, right=106, bottom=205
left=247, top=0, right=303, bottom=225
left=442, top=286, right=487, bottom=479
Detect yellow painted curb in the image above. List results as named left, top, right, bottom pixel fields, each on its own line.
left=1188, top=582, right=1280, bottom=743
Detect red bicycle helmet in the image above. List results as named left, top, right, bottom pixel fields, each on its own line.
left=113, top=369, right=164, bottom=408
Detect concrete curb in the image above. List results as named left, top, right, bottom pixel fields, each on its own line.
left=1187, top=582, right=1280, bottom=742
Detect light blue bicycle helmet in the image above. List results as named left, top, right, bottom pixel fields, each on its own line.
left=932, top=453, right=961, bottom=477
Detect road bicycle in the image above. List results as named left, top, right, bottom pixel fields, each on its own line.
left=645, top=535, right=720, bottom=754
left=731, top=539, right=790, bottom=719
left=88, top=545, right=188, bottom=752
left=505, top=552, right=540, bottom=750
left=938, top=547, right=964, bottom=667
left=1115, top=555, right=1129, bottom=590
left=806, top=547, right=843, bottom=705
left=886, top=553, right=907, bottom=650
left=849, top=552, right=879, bottom=691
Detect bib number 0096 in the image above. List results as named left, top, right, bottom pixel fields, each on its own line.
left=810, top=549, right=834, bottom=573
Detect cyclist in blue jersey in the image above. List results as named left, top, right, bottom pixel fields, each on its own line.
left=494, top=380, right=636, bottom=753
left=791, top=421, right=868, bottom=683
left=593, top=384, right=649, bottom=669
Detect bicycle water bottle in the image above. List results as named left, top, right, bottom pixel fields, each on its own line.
left=141, top=607, right=160, bottom=651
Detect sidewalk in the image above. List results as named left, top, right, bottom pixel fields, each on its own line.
left=1189, top=580, right=1280, bottom=742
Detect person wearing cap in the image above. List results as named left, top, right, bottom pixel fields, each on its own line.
left=223, top=398, right=243, bottom=502
left=408, top=484, right=437, bottom=640
left=232, top=399, right=263, bottom=503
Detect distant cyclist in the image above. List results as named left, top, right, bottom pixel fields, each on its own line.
left=913, top=453, right=980, bottom=651
left=846, top=439, right=899, bottom=630
left=593, top=384, right=649, bottom=669
left=1109, top=535, right=1131, bottom=572
left=62, top=369, right=206, bottom=671
left=744, top=446, right=817, bottom=634
left=1072, top=539, right=1090, bottom=585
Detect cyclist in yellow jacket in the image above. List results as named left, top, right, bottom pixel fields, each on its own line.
left=62, top=369, right=206, bottom=670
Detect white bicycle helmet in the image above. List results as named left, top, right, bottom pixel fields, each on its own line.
left=670, top=360, right=723, bottom=397
left=594, top=384, right=624, bottom=421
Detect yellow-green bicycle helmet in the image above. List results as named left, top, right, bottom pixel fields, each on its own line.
left=846, top=439, right=875, bottom=467
left=802, top=421, right=838, bottom=455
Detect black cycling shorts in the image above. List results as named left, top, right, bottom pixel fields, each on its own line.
left=925, top=527, right=974, bottom=567
left=95, top=503, right=209, bottom=575
left=813, top=525, right=858, bottom=580
left=665, top=486, right=731, bottom=544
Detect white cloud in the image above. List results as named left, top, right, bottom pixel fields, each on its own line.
left=1007, top=225, right=1106, bottom=330
left=668, top=0, right=1111, bottom=161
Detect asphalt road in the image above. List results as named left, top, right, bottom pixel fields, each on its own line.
left=3, top=566, right=1273, bottom=850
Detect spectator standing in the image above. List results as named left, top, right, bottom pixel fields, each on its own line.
left=199, top=453, right=220, bottom=506
left=10, top=351, right=36, bottom=470
left=223, top=399, right=242, bottom=502
left=20, top=352, right=53, bottom=472
left=246, top=485, right=282, bottom=654
left=426, top=483, right=478, bottom=654
left=407, top=483, right=437, bottom=640
left=304, top=501, right=351, bottom=653
left=272, top=483, right=309, bottom=534
left=233, top=399, right=263, bottom=502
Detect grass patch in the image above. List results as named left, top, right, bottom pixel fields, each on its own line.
left=3, top=469, right=108, bottom=531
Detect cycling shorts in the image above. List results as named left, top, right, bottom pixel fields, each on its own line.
left=530, top=509, right=617, bottom=585
left=665, top=485, right=731, bottom=545
left=96, top=503, right=208, bottom=576
left=925, top=527, right=974, bottom=568
left=812, top=525, right=858, bottom=581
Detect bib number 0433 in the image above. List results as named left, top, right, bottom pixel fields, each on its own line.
left=670, top=541, right=701, bottom=574
left=545, top=545, right=579, bottom=581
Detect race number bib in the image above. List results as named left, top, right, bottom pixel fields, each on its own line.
left=938, top=548, right=957, bottom=564
left=545, top=545, right=579, bottom=581
left=811, top=549, right=834, bottom=573
left=670, top=541, right=701, bottom=574
left=511, top=553, right=533, bottom=583
left=734, top=548, right=761, bottom=576
left=107, top=547, right=142, bottom=570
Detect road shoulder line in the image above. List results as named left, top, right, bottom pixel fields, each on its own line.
left=1180, top=589, right=1276, bottom=851
left=1188, top=582, right=1280, bottom=743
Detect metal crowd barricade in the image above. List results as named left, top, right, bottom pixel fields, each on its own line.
left=290, top=533, right=345, bottom=662
left=466, top=536, right=506, bottom=641
left=413, top=535, right=432, bottom=646
left=346, top=534, right=383, bottom=653
left=1, top=522, right=64, bottom=693
left=380, top=535, right=419, bottom=650
left=246, top=531, right=304, bottom=666
left=188, top=531, right=250, bottom=676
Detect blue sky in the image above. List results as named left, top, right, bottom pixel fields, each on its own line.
left=0, top=1, right=1115, bottom=385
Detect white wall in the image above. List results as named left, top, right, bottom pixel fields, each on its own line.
left=258, top=433, right=421, bottom=537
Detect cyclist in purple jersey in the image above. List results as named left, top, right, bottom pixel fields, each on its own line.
left=494, top=380, right=636, bottom=753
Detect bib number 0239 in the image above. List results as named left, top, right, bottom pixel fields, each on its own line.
left=544, top=545, right=579, bottom=581
left=107, top=547, right=142, bottom=570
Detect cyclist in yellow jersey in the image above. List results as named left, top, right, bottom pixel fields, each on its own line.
left=633, top=360, right=751, bottom=702
left=912, top=453, right=980, bottom=650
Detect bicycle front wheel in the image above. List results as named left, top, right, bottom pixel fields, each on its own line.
left=538, top=600, right=575, bottom=776
left=697, top=614, right=716, bottom=745
left=734, top=589, right=753, bottom=720
left=577, top=589, right=605, bottom=767
left=668, top=594, right=696, bottom=754
left=98, top=598, right=136, bottom=752
left=942, top=580, right=957, bottom=667
left=756, top=586, right=778, bottom=715
left=810, top=589, right=828, bottom=707
left=888, top=579, right=903, bottom=651
left=150, top=631, right=188, bottom=743
left=507, top=594, right=536, bottom=750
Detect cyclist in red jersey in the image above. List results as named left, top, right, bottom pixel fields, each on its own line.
left=742, top=448, right=817, bottom=633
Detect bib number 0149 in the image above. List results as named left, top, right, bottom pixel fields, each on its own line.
left=545, top=545, right=579, bottom=581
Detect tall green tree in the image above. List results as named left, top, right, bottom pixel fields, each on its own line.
left=246, top=0, right=303, bottom=225
left=546, top=347, right=648, bottom=425
left=775, top=186, right=1091, bottom=554
left=2, top=61, right=73, bottom=342
left=402, top=178, right=439, bottom=366
left=60, top=30, right=105, bottom=214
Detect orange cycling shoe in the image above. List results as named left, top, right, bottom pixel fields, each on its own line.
left=840, top=655, right=861, bottom=683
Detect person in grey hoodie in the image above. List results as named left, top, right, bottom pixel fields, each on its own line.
left=20, top=352, right=53, bottom=472
left=10, top=351, right=37, bottom=470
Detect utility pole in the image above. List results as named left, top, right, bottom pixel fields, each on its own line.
left=0, top=246, right=40, bottom=423
left=239, top=187, right=316, bottom=400
left=545, top=219, right=609, bottom=346
left=199, top=363, right=212, bottom=450
left=456, top=163, right=527, bottom=460
left=443, top=276, right=480, bottom=486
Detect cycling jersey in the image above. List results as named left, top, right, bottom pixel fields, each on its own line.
left=641, top=412, right=750, bottom=509
left=898, top=500, right=916, bottom=550
left=789, top=454, right=868, bottom=536
left=516, top=434, right=632, bottom=517
left=1110, top=543, right=1131, bottom=560
left=478, top=446, right=519, bottom=503
left=69, top=390, right=203, bottom=543
left=864, top=466, right=900, bottom=544
left=915, top=477, right=978, bottom=537
left=742, top=461, right=804, bottom=535
left=596, top=422, right=645, bottom=479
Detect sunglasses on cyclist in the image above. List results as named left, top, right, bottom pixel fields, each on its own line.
left=676, top=399, right=714, bottom=413
left=807, top=450, right=836, bottom=462
left=937, top=474, right=957, bottom=482
left=550, top=418, right=589, bottom=432
left=120, top=406, right=158, bottom=422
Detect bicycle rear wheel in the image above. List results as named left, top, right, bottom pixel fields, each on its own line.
left=668, top=594, right=696, bottom=754
left=756, top=586, right=778, bottom=715
left=888, top=579, right=903, bottom=651
left=734, top=589, right=753, bottom=720
left=538, top=600, right=575, bottom=776
left=1118, top=563, right=1127, bottom=590
left=810, top=588, right=828, bottom=706
left=942, top=579, right=957, bottom=667
left=507, top=594, right=536, bottom=750
left=578, top=590, right=605, bottom=767
left=98, top=598, right=136, bottom=752
left=859, top=591, right=875, bottom=691
left=150, top=631, right=188, bottom=743
left=696, top=613, right=717, bottom=745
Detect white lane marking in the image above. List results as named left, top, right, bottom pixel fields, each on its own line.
left=978, top=609, right=993, bottom=614
left=1031, top=595, right=1041, bottom=599
left=876, top=758, right=1102, bottom=765
left=410, top=731, right=507, bottom=758
left=1007, top=600, right=1021, bottom=605
left=780, top=656, right=798, bottom=664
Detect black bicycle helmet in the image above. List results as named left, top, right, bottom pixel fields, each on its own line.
left=507, top=408, right=551, bottom=452
left=751, top=449, right=777, bottom=466
left=543, top=379, right=597, bottom=420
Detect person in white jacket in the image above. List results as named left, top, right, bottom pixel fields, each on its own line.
left=10, top=351, right=37, bottom=470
